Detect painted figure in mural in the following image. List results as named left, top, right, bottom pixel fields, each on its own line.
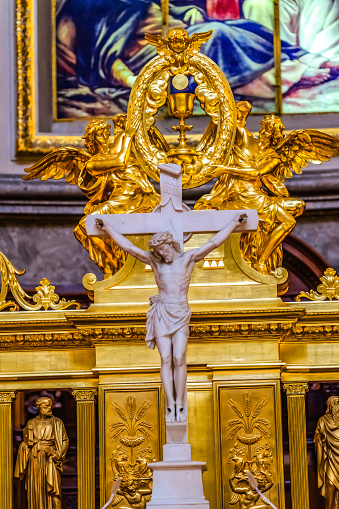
left=23, top=116, right=160, bottom=276
left=314, top=396, right=339, bottom=509
left=195, top=100, right=339, bottom=274
left=14, top=397, right=69, bottom=509
left=55, top=0, right=335, bottom=117
left=243, top=0, right=339, bottom=111
left=95, top=213, right=247, bottom=422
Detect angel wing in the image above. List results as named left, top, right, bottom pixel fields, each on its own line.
left=274, top=129, right=339, bottom=179
left=189, top=30, right=213, bottom=53
left=196, top=121, right=217, bottom=153
left=148, top=125, right=170, bottom=153
left=144, top=33, right=168, bottom=56
left=23, top=147, right=92, bottom=186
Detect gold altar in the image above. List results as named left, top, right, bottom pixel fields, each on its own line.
left=2, top=270, right=339, bottom=509
left=2, top=26, right=339, bottom=509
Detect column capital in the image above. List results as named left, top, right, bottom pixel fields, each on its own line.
left=283, top=383, right=309, bottom=396
left=0, top=391, right=16, bottom=403
left=72, top=389, right=97, bottom=402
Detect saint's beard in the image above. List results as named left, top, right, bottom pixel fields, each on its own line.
left=332, top=407, right=339, bottom=426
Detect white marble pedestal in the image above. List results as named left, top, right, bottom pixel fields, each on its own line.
left=146, top=424, right=209, bottom=509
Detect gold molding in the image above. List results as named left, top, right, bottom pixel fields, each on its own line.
left=288, top=324, right=339, bottom=341
left=16, top=0, right=33, bottom=154
left=0, top=332, right=91, bottom=350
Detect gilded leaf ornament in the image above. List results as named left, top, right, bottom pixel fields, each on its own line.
left=0, top=253, right=80, bottom=312
left=296, top=268, right=339, bottom=302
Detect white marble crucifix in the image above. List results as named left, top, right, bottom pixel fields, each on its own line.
left=86, top=163, right=258, bottom=423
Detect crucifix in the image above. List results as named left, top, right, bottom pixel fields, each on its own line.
left=86, top=163, right=258, bottom=423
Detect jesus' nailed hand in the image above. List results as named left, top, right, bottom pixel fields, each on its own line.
left=96, top=212, right=247, bottom=423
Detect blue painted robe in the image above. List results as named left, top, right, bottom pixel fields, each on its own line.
left=57, top=0, right=307, bottom=101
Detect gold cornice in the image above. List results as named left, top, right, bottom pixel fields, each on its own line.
left=288, top=324, right=339, bottom=341
left=284, top=365, right=339, bottom=373
left=0, top=371, right=95, bottom=381
left=67, top=307, right=305, bottom=330
left=0, top=332, right=91, bottom=350
left=2, top=305, right=339, bottom=348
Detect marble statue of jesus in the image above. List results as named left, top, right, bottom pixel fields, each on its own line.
left=96, top=212, right=247, bottom=423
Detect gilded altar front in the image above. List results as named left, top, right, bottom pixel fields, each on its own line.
left=2, top=294, right=339, bottom=509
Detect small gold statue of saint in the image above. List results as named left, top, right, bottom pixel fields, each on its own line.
left=14, top=397, right=69, bottom=509
left=314, top=396, right=339, bottom=509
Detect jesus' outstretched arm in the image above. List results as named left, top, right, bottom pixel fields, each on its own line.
left=190, top=213, right=248, bottom=263
left=95, top=218, right=151, bottom=265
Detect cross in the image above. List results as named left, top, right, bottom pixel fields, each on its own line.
left=85, top=163, right=259, bottom=246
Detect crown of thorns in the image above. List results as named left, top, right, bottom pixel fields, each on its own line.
left=148, top=231, right=181, bottom=253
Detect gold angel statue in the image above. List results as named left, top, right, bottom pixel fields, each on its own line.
left=24, top=115, right=160, bottom=277
left=196, top=101, right=339, bottom=274
left=145, top=27, right=213, bottom=71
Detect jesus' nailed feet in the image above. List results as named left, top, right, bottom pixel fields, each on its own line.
left=166, top=403, right=187, bottom=423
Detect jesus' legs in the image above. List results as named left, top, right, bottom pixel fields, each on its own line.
left=155, top=334, right=176, bottom=422
left=172, top=329, right=189, bottom=422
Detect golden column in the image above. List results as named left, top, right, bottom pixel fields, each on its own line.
left=73, top=389, right=97, bottom=509
left=0, top=391, right=16, bottom=509
left=283, top=383, right=309, bottom=509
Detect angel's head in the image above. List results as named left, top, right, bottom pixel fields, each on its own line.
left=167, top=27, right=190, bottom=54
left=236, top=101, right=252, bottom=127
left=82, top=120, right=111, bottom=154
left=113, top=113, right=127, bottom=134
left=259, top=114, right=284, bottom=148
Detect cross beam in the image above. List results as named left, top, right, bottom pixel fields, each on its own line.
left=85, top=163, right=259, bottom=244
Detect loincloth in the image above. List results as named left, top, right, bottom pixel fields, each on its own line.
left=145, top=294, right=191, bottom=350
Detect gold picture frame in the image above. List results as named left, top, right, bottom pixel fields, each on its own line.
left=16, top=0, right=85, bottom=154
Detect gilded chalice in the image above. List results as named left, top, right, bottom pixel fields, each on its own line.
left=167, top=93, right=198, bottom=162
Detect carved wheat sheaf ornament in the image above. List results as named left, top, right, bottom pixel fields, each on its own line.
left=109, top=396, right=155, bottom=508
left=227, top=393, right=274, bottom=509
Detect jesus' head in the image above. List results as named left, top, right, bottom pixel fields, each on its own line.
left=149, top=231, right=182, bottom=263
